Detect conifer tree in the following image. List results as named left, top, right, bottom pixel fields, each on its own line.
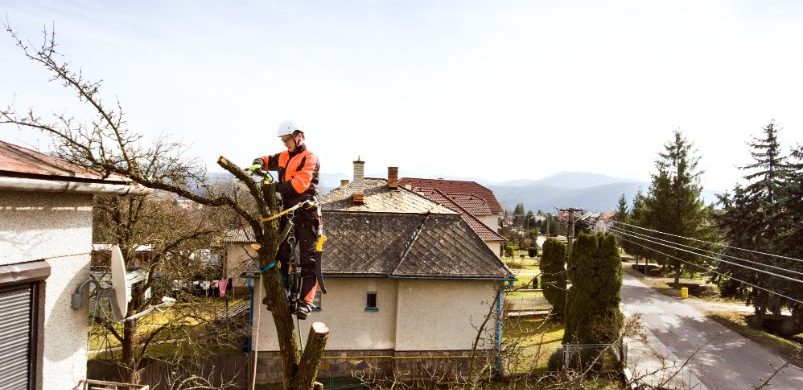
left=615, top=193, right=628, bottom=221
left=563, top=233, right=623, bottom=346
left=541, top=239, right=567, bottom=320
left=718, top=123, right=799, bottom=327
left=643, top=131, right=712, bottom=287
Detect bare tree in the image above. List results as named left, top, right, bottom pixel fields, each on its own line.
left=1, top=26, right=327, bottom=389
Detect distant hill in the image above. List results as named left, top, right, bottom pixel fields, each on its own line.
left=496, top=171, right=632, bottom=189
left=488, top=172, right=720, bottom=213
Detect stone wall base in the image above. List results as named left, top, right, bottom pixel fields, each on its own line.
left=255, top=349, right=494, bottom=385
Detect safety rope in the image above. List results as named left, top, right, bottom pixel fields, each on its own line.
left=259, top=199, right=319, bottom=222
left=250, top=275, right=263, bottom=390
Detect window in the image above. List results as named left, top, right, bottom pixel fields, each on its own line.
left=0, top=260, right=48, bottom=390
left=365, top=292, right=378, bottom=312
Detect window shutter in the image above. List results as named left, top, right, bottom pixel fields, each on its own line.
left=0, top=284, right=35, bottom=390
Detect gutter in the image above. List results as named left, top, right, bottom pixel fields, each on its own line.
left=0, top=176, right=150, bottom=195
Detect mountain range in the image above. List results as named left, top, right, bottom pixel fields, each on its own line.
left=483, top=172, right=720, bottom=213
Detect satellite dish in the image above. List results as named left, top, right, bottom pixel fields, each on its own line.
left=72, top=244, right=175, bottom=322
left=109, top=245, right=131, bottom=321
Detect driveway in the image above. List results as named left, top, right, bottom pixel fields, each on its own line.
left=621, top=271, right=803, bottom=390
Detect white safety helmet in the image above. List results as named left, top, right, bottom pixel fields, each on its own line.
left=277, top=120, right=302, bottom=137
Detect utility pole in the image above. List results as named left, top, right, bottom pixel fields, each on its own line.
left=559, top=208, right=583, bottom=259
left=545, top=212, right=550, bottom=237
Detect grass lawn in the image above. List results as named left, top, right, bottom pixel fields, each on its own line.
left=88, top=297, right=247, bottom=352
left=503, top=317, right=564, bottom=374
left=708, top=311, right=803, bottom=368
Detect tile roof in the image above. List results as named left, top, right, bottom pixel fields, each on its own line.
left=321, top=211, right=512, bottom=279
left=398, top=177, right=503, bottom=214
left=0, top=140, right=129, bottom=183
left=320, top=178, right=455, bottom=215
left=414, top=189, right=505, bottom=242
left=445, top=193, right=493, bottom=215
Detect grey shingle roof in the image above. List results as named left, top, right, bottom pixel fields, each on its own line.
left=320, top=178, right=455, bottom=214
left=322, top=211, right=512, bottom=279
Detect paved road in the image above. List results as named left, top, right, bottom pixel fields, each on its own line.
left=621, top=271, right=803, bottom=390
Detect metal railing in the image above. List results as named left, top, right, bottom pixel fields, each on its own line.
left=80, top=379, right=150, bottom=390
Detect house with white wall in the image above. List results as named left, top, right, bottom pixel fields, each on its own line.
left=0, top=140, right=146, bottom=389
left=227, top=160, right=513, bottom=384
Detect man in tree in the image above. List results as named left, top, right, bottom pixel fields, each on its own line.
left=253, top=120, right=322, bottom=319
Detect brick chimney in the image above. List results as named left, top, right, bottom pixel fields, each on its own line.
left=352, top=157, right=365, bottom=205
left=387, top=167, right=399, bottom=189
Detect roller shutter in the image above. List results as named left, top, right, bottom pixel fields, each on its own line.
left=0, top=283, right=36, bottom=390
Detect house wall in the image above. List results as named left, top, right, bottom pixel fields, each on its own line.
left=254, top=278, right=398, bottom=351
left=395, top=279, right=498, bottom=351
left=224, top=243, right=257, bottom=289
left=253, top=278, right=499, bottom=385
left=484, top=241, right=502, bottom=257
left=0, top=190, right=92, bottom=389
left=477, top=215, right=499, bottom=231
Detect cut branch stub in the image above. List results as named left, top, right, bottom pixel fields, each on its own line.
left=290, top=322, right=330, bottom=390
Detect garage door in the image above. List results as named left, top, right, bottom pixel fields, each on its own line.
left=0, top=283, right=37, bottom=390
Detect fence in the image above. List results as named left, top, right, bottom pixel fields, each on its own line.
left=561, top=340, right=628, bottom=372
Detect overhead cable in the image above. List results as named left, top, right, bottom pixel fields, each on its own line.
left=611, top=226, right=803, bottom=278
left=614, top=234, right=803, bottom=306
left=613, top=221, right=803, bottom=264
left=611, top=227, right=803, bottom=285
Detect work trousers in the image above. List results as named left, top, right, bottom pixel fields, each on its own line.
left=277, top=207, right=320, bottom=305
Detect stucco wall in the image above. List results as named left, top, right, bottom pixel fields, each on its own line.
left=484, top=241, right=502, bottom=257
left=255, top=278, right=398, bottom=351
left=225, top=243, right=258, bottom=289
left=43, top=253, right=91, bottom=389
left=395, top=279, right=498, bottom=351
left=478, top=215, right=499, bottom=231
left=0, top=190, right=92, bottom=389
left=0, top=191, right=93, bottom=264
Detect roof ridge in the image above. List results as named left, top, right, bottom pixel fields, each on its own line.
left=394, top=212, right=431, bottom=272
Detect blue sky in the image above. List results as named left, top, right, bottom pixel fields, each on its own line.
left=2, top=0, right=802, bottom=191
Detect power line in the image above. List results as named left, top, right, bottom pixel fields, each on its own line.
left=611, top=227, right=803, bottom=285
left=614, top=234, right=803, bottom=306
left=613, top=221, right=803, bottom=264
left=611, top=225, right=803, bottom=278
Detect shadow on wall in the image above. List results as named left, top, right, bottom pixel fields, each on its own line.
left=44, top=257, right=91, bottom=363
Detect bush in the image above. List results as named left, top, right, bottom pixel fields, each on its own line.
left=564, top=233, right=624, bottom=346
left=503, top=245, right=515, bottom=257
left=547, top=348, right=564, bottom=371
left=528, top=246, right=538, bottom=257
left=541, top=239, right=567, bottom=319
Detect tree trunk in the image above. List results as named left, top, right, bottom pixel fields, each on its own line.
left=673, top=260, right=681, bottom=289
left=122, top=317, right=139, bottom=383
left=289, top=323, right=329, bottom=390
left=751, top=290, right=769, bottom=329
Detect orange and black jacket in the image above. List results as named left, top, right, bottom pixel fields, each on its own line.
left=257, top=144, right=320, bottom=206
